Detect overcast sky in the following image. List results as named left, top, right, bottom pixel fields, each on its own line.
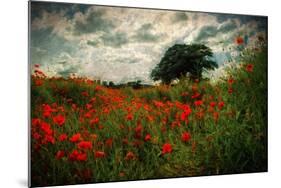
left=30, top=2, right=267, bottom=84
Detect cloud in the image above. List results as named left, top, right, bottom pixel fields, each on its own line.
left=132, top=23, right=162, bottom=43
left=195, top=25, right=218, bottom=42
left=171, top=12, right=188, bottom=23
left=87, top=40, right=99, bottom=47
left=30, top=2, right=267, bottom=84
left=73, top=7, right=116, bottom=35
left=195, top=19, right=238, bottom=43
left=101, top=32, right=128, bottom=47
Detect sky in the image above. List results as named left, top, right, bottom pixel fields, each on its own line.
left=30, top=1, right=267, bottom=84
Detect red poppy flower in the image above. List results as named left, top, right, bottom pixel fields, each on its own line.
left=218, top=101, right=225, bottom=110
left=162, top=143, right=172, bottom=155
left=77, top=153, right=87, bottom=161
left=32, top=118, right=41, bottom=127
left=32, top=132, right=41, bottom=140
left=81, top=91, right=89, bottom=97
left=153, top=100, right=165, bottom=108
left=69, top=150, right=79, bottom=161
left=213, top=111, right=219, bottom=122
left=228, top=88, right=234, bottom=94
left=246, top=64, right=254, bottom=72
left=194, top=100, right=203, bottom=107
left=144, top=134, right=151, bottom=142
left=191, top=92, right=200, bottom=99
left=43, top=111, right=51, bottom=118
left=42, top=104, right=53, bottom=118
left=44, top=135, right=55, bottom=144
left=86, top=104, right=92, bottom=110
left=55, top=150, right=65, bottom=160
left=235, top=36, right=244, bottom=45
left=53, top=114, right=65, bottom=126
left=78, top=141, right=92, bottom=150
left=126, top=113, right=133, bottom=121
left=90, top=117, right=99, bottom=125
left=69, top=150, right=87, bottom=161
left=94, top=151, right=106, bottom=158
left=34, top=64, right=40, bottom=68
left=125, top=151, right=136, bottom=160
left=58, top=133, right=67, bottom=141
left=35, top=79, right=43, bottom=86
left=70, top=133, right=81, bottom=143
left=228, top=78, right=235, bottom=85
left=180, top=111, right=189, bottom=121
left=105, top=138, right=113, bottom=148
left=40, top=122, right=53, bottom=135
left=209, top=101, right=216, bottom=108
left=181, top=132, right=191, bottom=142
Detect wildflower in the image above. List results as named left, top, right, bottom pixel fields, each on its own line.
left=94, top=151, right=106, bottom=159
left=58, top=133, right=67, bottom=141
left=218, top=101, right=225, bottom=110
left=181, top=132, right=191, bottom=142
left=213, top=111, right=219, bottom=122
left=126, top=113, right=133, bottom=121
left=162, top=143, right=172, bottom=155
left=78, top=141, right=92, bottom=150
left=32, top=118, right=41, bottom=127
left=55, top=150, right=65, bottom=160
left=105, top=138, right=113, bottom=148
left=40, top=122, right=53, bottom=135
left=209, top=101, right=216, bottom=108
left=125, top=151, right=136, bottom=160
left=35, top=79, right=43, bottom=86
left=69, top=133, right=81, bottom=143
left=194, top=100, right=203, bottom=107
left=90, top=117, right=99, bottom=125
left=246, top=64, right=254, bottom=72
left=52, top=114, right=65, bottom=126
left=191, top=92, right=200, bottom=99
left=235, top=36, right=244, bottom=45
left=144, top=134, right=151, bottom=142
left=77, top=153, right=87, bottom=162
left=228, top=78, right=235, bottom=85
left=69, top=150, right=79, bottom=161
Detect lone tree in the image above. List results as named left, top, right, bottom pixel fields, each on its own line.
left=151, top=44, right=218, bottom=84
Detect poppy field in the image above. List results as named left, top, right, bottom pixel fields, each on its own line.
left=30, top=38, right=267, bottom=187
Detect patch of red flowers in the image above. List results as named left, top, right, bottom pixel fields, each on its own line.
left=69, top=150, right=87, bottom=162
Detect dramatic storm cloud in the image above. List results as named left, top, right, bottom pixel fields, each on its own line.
left=30, top=2, right=267, bottom=84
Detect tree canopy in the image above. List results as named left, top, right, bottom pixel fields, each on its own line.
left=151, top=44, right=218, bottom=84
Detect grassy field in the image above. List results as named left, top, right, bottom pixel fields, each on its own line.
left=30, top=44, right=267, bottom=187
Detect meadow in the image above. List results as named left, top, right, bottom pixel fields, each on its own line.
left=30, top=40, right=267, bottom=187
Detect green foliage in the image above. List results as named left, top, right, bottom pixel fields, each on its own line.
left=151, top=44, right=218, bottom=84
